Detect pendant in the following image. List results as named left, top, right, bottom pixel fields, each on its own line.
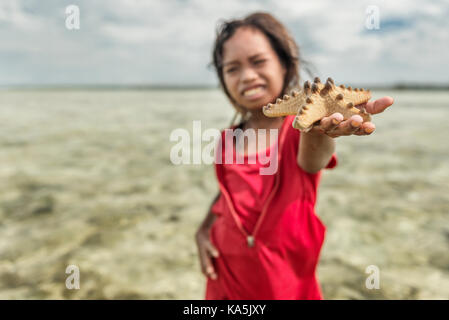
left=247, top=235, right=255, bottom=248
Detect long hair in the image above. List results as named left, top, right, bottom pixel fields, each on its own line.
left=211, top=12, right=306, bottom=127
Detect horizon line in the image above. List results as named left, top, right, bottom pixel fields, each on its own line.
left=1, top=83, right=448, bottom=90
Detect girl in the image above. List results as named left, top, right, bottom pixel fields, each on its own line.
left=195, top=12, right=394, bottom=300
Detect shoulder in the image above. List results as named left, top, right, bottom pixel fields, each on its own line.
left=219, top=122, right=243, bottom=136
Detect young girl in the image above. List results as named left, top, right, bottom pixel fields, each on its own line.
left=195, top=12, right=394, bottom=300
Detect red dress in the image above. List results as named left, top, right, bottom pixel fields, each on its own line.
left=205, top=115, right=337, bottom=300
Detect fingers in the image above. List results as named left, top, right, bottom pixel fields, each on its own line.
left=319, top=113, right=344, bottom=132
left=324, top=114, right=363, bottom=137
left=343, top=115, right=363, bottom=134
left=199, top=249, right=217, bottom=280
left=206, top=241, right=220, bottom=258
left=354, top=121, right=376, bottom=135
left=365, top=96, right=394, bottom=114
left=198, top=241, right=219, bottom=280
left=312, top=113, right=377, bottom=137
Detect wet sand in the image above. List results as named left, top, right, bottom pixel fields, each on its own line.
left=0, top=89, right=448, bottom=299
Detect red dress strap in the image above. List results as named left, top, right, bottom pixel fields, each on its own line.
left=213, top=116, right=290, bottom=246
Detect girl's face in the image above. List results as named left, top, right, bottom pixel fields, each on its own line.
left=222, top=26, right=287, bottom=111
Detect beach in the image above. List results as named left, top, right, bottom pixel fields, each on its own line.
left=0, top=88, right=448, bottom=299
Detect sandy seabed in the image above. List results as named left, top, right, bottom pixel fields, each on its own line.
left=0, top=88, right=448, bottom=299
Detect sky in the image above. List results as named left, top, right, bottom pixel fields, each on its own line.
left=0, top=0, right=448, bottom=86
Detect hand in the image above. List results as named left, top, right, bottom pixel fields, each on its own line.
left=195, top=227, right=219, bottom=280
left=308, top=96, right=394, bottom=138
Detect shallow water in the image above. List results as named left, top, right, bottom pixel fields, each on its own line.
left=0, top=89, right=448, bottom=299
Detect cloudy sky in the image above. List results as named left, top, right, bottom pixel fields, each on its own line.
left=1, top=0, right=448, bottom=86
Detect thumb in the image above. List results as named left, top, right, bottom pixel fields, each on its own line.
left=365, top=96, right=394, bottom=114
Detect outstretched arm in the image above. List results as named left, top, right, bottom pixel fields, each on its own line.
left=298, top=129, right=335, bottom=174
left=297, top=96, right=394, bottom=173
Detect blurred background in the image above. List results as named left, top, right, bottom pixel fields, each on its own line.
left=0, top=0, right=448, bottom=299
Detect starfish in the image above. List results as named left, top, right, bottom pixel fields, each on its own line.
left=262, top=77, right=372, bottom=131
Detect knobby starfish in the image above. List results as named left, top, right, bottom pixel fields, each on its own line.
left=262, top=77, right=372, bottom=131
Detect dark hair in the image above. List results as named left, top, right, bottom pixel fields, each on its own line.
left=212, top=12, right=303, bottom=124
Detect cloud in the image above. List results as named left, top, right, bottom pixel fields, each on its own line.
left=0, top=0, right=448, bottom=85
